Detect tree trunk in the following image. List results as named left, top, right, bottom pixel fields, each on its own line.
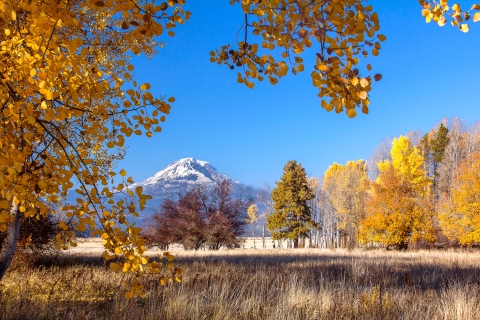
left=262, top=225, right=265, bottom=249
left=0, top=200, right=21, bottom=281
left=293, top=238, right=298, bottom=248
left=252, top=224, right=256, bottom=249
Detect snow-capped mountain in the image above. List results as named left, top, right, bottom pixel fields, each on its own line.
left=131, top=158, right=259, bottom=199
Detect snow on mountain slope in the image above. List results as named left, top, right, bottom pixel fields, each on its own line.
left=131, top=158, right=258, bottom=199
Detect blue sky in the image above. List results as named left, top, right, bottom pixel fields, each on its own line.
left=121, top=1, right=480, bottom=189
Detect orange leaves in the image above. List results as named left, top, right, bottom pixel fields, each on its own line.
left=420, top=1, right=480, bottom=31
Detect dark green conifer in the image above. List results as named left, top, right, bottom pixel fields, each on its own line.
left=267, top=160, right=316, bottom=248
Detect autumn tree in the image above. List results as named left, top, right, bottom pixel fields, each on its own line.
left=437, top=118, right=467, bottom=199
left=439, top=152, right=480, bottom=245
left=267, top=160, right=316, bottom=248
left=0, top=0, right=191, bottom=287
left=323, top=160, right=368, bottom=248
left=143, top=180, right=251, bottom=250
left=307, top=176, right=322, bottom=247
left=359, top=136, right=435, bottom=249
left=257, top=184, right=274, bottom=248
left=246, top=204, right=259, bottom=248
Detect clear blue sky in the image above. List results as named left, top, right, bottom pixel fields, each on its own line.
left=121, top=1, right=480, bottom=189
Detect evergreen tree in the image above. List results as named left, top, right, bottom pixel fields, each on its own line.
left=430, top=123, right=450, bottom=196
left=267, top=161, right=316, bottom=248
left=419, top=133, right=432, bottom=176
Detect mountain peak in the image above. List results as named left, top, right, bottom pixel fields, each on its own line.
left=132, top=158, right=245, bottom=196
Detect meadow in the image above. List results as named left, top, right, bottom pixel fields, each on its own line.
left=1, top=245, right=480, bottom=320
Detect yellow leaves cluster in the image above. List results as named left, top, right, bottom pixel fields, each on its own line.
left=439, top=152, right=480, bottom=245
left=419, top=1, right=480, bottom=32
left=359, top=136, right=435, bottom=248
left=212, top=0, right=384, bottom=117
left=0, top=0, right=188, bottom=295
left=323, top=160, right=368, bottom=235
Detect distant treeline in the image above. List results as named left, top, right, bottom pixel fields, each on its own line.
left=300, top=117, right=480, bottom=249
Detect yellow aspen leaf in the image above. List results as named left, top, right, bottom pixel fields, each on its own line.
left=277, top=62, right=288, bottom=77
left=346, top=109, right=357, bottom=118
left=351, top=77, right=359, bottom=86
left=175, top=276, right=182, bottom=283
left=110, top=262, right=121, bottom=272
left=119, top=169, right=127, bottom=176
left=359, top=91, right=368, bottom=100
left=125, top=292, right=134, bottom=299
left=40, top=101, right=47, bottom=109
left=160, top=277, right=166, bottom=286
left=359, top=78, right=369, bottom=88
left=367, top=64, right=372, bottom=71
left=377, top=34, right=387, bottom=42
left=438, top=17, right=447, bottom=27
left=168, top=31, right=174, bottom=37
left=168, top=97, right=175, bottom=102
left=11, top=11, right=16, bottom=21
left=30, top=69, right=36, bottom=77
left=473, top=12, right=480, bottom=22
left=460, top=24, right=469, bottom=32
left=19, top=206, right=26, bottom=213
left=5, top=29, right=11, bottom=36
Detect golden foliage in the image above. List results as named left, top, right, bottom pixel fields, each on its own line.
left=359, top=136, right=435, bottom=248
left=0, top=0, right=189, bottom=292
left=323, top=160, right=368, bottom=244
left=439, top=152, right=480, bottom=245
left=419, top=1, right=480, bottom=32
left=211, top=0, right=385, bottom=117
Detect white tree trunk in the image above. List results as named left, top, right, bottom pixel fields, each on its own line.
left=0, top=200, right=21, bottom=281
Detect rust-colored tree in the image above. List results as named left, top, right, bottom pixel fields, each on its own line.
left=143, top=180, right=252, bottom=250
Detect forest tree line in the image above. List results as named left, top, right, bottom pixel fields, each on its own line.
left=277, top=117, right=480, bottom=249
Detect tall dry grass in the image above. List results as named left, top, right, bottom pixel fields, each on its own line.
left=1, top=249, right=480, bottom=319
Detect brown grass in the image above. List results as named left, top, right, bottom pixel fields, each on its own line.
left=1, top=249, right=480, bottom=319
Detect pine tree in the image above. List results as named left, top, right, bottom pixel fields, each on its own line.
left=267, top=161, right=316, bottom=248
left=430, top=123, right=450, bottom=199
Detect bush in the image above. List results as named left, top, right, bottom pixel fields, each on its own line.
left=0, top=214, right=59, bottom=256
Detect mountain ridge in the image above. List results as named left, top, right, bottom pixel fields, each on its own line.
left=131, top=158, right=258, bottom=199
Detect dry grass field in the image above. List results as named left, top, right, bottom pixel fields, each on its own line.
left=2, top=244, right=480, bottom=319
